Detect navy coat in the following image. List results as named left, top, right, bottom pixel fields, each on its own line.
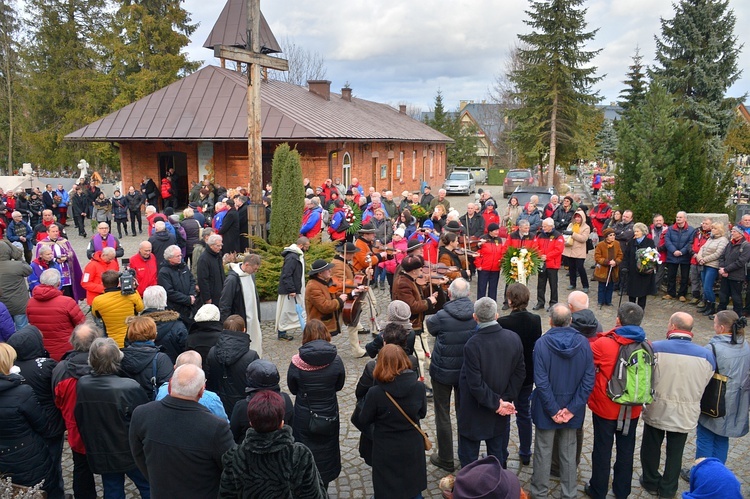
left=497, top=310, right=542, bottom=387
left=426, top=297, right=476, bottom=386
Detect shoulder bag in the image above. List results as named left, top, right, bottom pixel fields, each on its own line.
left=700, top=344, right=728, bottom=418
left=385, top=391, right=432, bottom=451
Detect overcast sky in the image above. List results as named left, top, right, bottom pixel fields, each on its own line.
left=183, top=0, right=749, bottom=113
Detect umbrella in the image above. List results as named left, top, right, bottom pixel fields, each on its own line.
left=293, top=296, right=306, bottom=331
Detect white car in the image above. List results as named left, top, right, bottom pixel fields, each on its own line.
left=443, top=171, right=476, bottom=194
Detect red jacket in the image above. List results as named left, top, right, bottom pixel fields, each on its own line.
left=129, top=252, right=158, bottom=296
left=590, top=203, right=612, bottom=237
left=475, top=236, right=503, bottom=272
left=160, top=178, right=172, bottom=199
left=690, top=228, right=711, bottom=265
left=588, top=329, right=645, bottom=420
left=533, top=229, right=565, bottom=269
left=26, top=285, right=86, bottom=361
left=501, top=230, right=535, bottom=260
left=81, top=251, right=120, bottom=305
left=481, top=209, right=500, bottom=233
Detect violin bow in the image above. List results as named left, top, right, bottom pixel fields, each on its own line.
left=427, top=251, right=434, bottom=296
left=462, top=225, right=470, bottom=274
left=342, top=243, right=347, bottom=295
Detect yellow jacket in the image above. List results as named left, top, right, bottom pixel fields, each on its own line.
left=91, top=290, right=145, bottom=347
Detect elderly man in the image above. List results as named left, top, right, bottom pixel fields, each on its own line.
left=458, top=297, right=525, bottom=468
left=663, top=211, right=696, bottom=301
left=300, top=198, right=323, bottom=239
left=613, top=209, right=635, bottom=253
left=533, top=217, right=565, bottom=311
left=32, top=209, right=66, bottom=244
left=197, top=234, right=225, bottom=307
left=420, top=185, right=434, bottom=208
left=6, top=210, right=34, bottom=263
left=640, top=312, right=715, bottom=498
left=158, top=244, right=197, bottom=325
left=500, top=219, right=534, bottom=309
left=86, top=222, right=124, bottom=260
left=382, top=190, right=398, bottom=220
left=220, top=254, right=263, bottom=356
left=129, top=241, right=158, bottom=296
left=51, top=323, right=102, bottom=499
left=426, top=278, right=476, bottom=472
left=530, top=304, right=595, bottom=499
left=91, top=270, right=145, bottom=347
left=650, top=214, right=668, bottom=294
left=35, top=223, right=85, bottom=301
left=155, top=350, right=227, bottom=420
left=429, top=188, right=451, bottom=212
left=130, top=364, right=234, bottom=499
left=542, top=194, right=560, bottom=219
left=27, top=268, right=86, bottom=361
left=75, top=338, right=150, bottom=498
left=81, top=246, right=119, bottom=305
left=460, top=203, right=485, bottom=238
left=217, top=197, right=240, bottom=255
left=149, top=220, right=176, bottom=267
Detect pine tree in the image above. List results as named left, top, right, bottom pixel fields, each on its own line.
left=652, top=0, right=743, bottom=141
left=618, top=47, right=648, bottom=112
left=108, top=0, right=200, bottom=111
left=20, top=0, right=112, bottom=168
left=508, top=0, right=602, bottom=186
left=0, top=0, right=21, bottom=174
left=269, top=143, right=305, bottom=246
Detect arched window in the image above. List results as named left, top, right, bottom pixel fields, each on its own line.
left=342, top=152, right=352, bottom=187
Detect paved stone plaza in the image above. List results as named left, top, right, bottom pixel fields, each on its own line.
left=57, top=197, right=750, bottom=498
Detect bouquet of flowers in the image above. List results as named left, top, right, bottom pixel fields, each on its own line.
left=635, top=247, right=661, bottom=274
left=501, top=246, right=543, bottom=285
left=409, top=203, right=429, bottom=222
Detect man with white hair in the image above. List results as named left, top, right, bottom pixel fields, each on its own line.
left=429, top=188, right=451, bottom=212
left=196, top=234, right=225, bottom=306
left=155, top=350, right=227, bottom=419
left=149, top=220, right=176, bottom=267
left=663, top=211, right=696, bottom=301
left=460, top=202, right=485, bottom=238
left=130, top=363, right=234, bottom=499
left=533, top=217, right=565, bottom=311
left=158, top=244, right=197, bottom=324
left=382, top=190, right=398, bottom=220
left=300, top=197, right=323, bottom=239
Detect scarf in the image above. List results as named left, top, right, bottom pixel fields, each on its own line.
left=230, top=263, right=263, bottom=358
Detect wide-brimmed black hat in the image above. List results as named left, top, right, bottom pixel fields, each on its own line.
left=358, top=222, right=376, bottom=234
left=406, top=239, right=424, bottom=252
left=444, top=220, right=463, bottom=233
left=308, top=259, right=334, bottom=276
left=335, top=241, right=360, bottom=253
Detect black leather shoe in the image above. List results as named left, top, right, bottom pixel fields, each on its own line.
left=532, top=304, right=545, bottom=311
left=358, top=328, right=370, bottom=335
left=429, top=453, right=455, bottom=472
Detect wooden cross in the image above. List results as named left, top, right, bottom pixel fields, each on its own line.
left=214, top=0, right=288, bottom=206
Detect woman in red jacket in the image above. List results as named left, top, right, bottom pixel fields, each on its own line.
left=475, top=223, right=504, bottom=301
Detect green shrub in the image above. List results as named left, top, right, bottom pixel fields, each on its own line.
left=269, top=143, right=305, bottom=246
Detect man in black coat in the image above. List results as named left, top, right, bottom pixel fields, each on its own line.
left=130, top=363, right=234, bottom=499
left=148, top=221, right=176, bottom=267
left=425, top=278, right=476, bottom=472
left=158, top=245, right=196, bottom=324
left=196, top=234, right=225, bottom=307
left=236, top=195, right=250, bottom=253
left=457, top=297, right=525, bottom=469
left=459, top=203, right=485, bottom=238
left=218, top=202, right=240, bottom=255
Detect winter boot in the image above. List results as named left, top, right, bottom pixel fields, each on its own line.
left=702, top=303, right=716, bottom=317
left=697, top=301, right=708, bottom=313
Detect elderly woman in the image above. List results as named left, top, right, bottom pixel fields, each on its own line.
left=696, top=222, right=729, bottom=317
left=593, top=228, right=623, bottom=307
left=621, top=222, right=656, bottom=310
left=0, top=343, right=59, bottom=497
left=563, top=209, right=590, bottom=292
left=120, top=316, right=174, bottom=400
left=140, top=285, right=187, bottom=363
left=180, top=207, right=202, bottom=265
left=287, top=319, right=345, bottom=490
left=28, top=245, right=61, bottom=293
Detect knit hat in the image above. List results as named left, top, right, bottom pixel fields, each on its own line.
left=387, top=300, right=412, bottom=328
left=485, top=200, right=495, bottom=207
left=422, top=219, right=434, bottom=230
left=245, top=359, right=281, bottom=394
left=683, top=457, right=742, bottom=499
left=394, top=226, right=406, bottom=238
left=452, top=455, right=521, bottom=499
left=731, top=225, right=744, bottom=235
left=487, top=223, right=500, bottom=233
left=194, top=304, right=220, bottom=322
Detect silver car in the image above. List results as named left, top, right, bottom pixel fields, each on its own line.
left=443, top=171, right=476, bottom=194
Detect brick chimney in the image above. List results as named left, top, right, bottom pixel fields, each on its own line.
left=308, top=80, right=331, bottom=101
left=399, top=104, right=407, bottom=114
left=341, top=87, right=352, bottom=102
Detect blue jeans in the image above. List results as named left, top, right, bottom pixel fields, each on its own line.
left=476, top=270, right=499, bottom=300
left=101, top=468, right=150, bottom=499
left=701, top=267, right=719, bottom=304
left=503, top=383, right=533, bottom=460
left=458, top=433, right=508, bottom=469
left=12, top=314, right=28, bottom=330
left=598, top=281, right=614, bottom=305
left=695, top=422, right=729, bottom=463
left=588, top=413, right=638, bottom=499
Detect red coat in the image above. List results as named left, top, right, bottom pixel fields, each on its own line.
left=474, top=237, right=503, bottom=272
left=81, top=251, right=120, bottom=305
left=160, top=178, right=172, bottom=199
left=690, top=229, right=711, bottom=265
left=26, top=285, right=86, bottom=361
left=588, top=330, right=644, bottom=420
left=533, top=230, right=565, bottom=269
left=481, top=209, right=500, bottom=233
left=590, top=203, right=612, bottom=237
left=501, top=231, right=535, bottom=260
left=129, top=252, right=158, bottom=296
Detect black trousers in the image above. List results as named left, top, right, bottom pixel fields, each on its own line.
left=640, top=423, right=688, bottom=498
left=629, top=295, right=647, bottom=310
left=666, top=262, right=690, bottom=297
left=129, top=209, right=142, bottom=234
left=72, top=450, right=97, bottom=499
left=536, top=267, right=559, bottom=306
left=569, top=257, right=588, bottom=288
left=718, top=277, right=743, bottom=316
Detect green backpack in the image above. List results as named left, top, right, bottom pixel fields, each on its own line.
left=605, top=336, right=655, bottom=435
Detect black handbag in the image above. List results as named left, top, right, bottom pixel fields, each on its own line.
left=700, top=344, right=728, bottom=418
left=308, top=408, right=339, bottom=436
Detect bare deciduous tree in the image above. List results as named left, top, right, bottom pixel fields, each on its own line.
left=268, top=35, right=327, bottom=86
left=489, top=43, right=526, bottom=169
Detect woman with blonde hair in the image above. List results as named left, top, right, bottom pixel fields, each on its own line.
left=696, top=222, right=728, bottom=316
left=360, top=344, right=427, bottom=498
left=563, top=209, right=590, bottom=292
left=0, top=343, right=59, bottom=497
left=120, top=316, right=174, bottom=399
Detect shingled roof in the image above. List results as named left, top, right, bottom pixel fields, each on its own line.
left=65, top=66, right=452, bottom=144
left=203, top=0, right=281, bottom=54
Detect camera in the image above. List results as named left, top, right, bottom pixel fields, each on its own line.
left=120, top=258, right=136, bottom=295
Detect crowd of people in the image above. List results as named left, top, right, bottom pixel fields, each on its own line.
left=0, top=174, right=748, bottom=499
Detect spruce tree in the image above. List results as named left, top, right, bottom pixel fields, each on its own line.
left=0, top=0, right=21, bottom=174
left=595, top=121, right=618, bottom=163
left=508, top=0, right=602, bottom=186
left=618, top=48, right=648, bottom=113
left=108, top=0, right=200, bottom=110
left=269, top=143, right=305, bottom=246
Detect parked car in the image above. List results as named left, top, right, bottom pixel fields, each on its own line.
left=442, top=171, right=476, bottom=195
left=503, top=169, right=534, bottom=197
left=452, top=166, right=487, bottom=184
left=510, top=186, right=556, bottom=208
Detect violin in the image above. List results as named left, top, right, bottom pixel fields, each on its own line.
left=329, top=275, right=366, bottom=294
left=455, top=247, right=479, bottom=258
left=372, top=241, right=404, bottom=256
left=422, top=262, right=459, bottom=275
left=457, top=235, right=483, bottom=251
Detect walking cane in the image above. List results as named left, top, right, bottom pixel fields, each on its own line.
left=618, top=269, right=628, bottom=308
left=601, top=265, right=613, bottom=310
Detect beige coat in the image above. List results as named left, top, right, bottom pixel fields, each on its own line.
left=563, top=211, right=590, bottom=260
left=696, top=235, right=729, bottom=269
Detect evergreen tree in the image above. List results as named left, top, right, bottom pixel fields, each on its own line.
left=652, top=0, right=743, bottom=142
left=595, top=120, right=618, bottom=163
left=508, top=0, right=602, bottom=186
left=0, top=0, right=21, bottom=174
left=269, top=143, right=305, bottom=246
left=108, top=0, right=200, bottom=111
left=20, top=0, right=112, bottom=168
left=618, top=47, right=648, bottom=112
